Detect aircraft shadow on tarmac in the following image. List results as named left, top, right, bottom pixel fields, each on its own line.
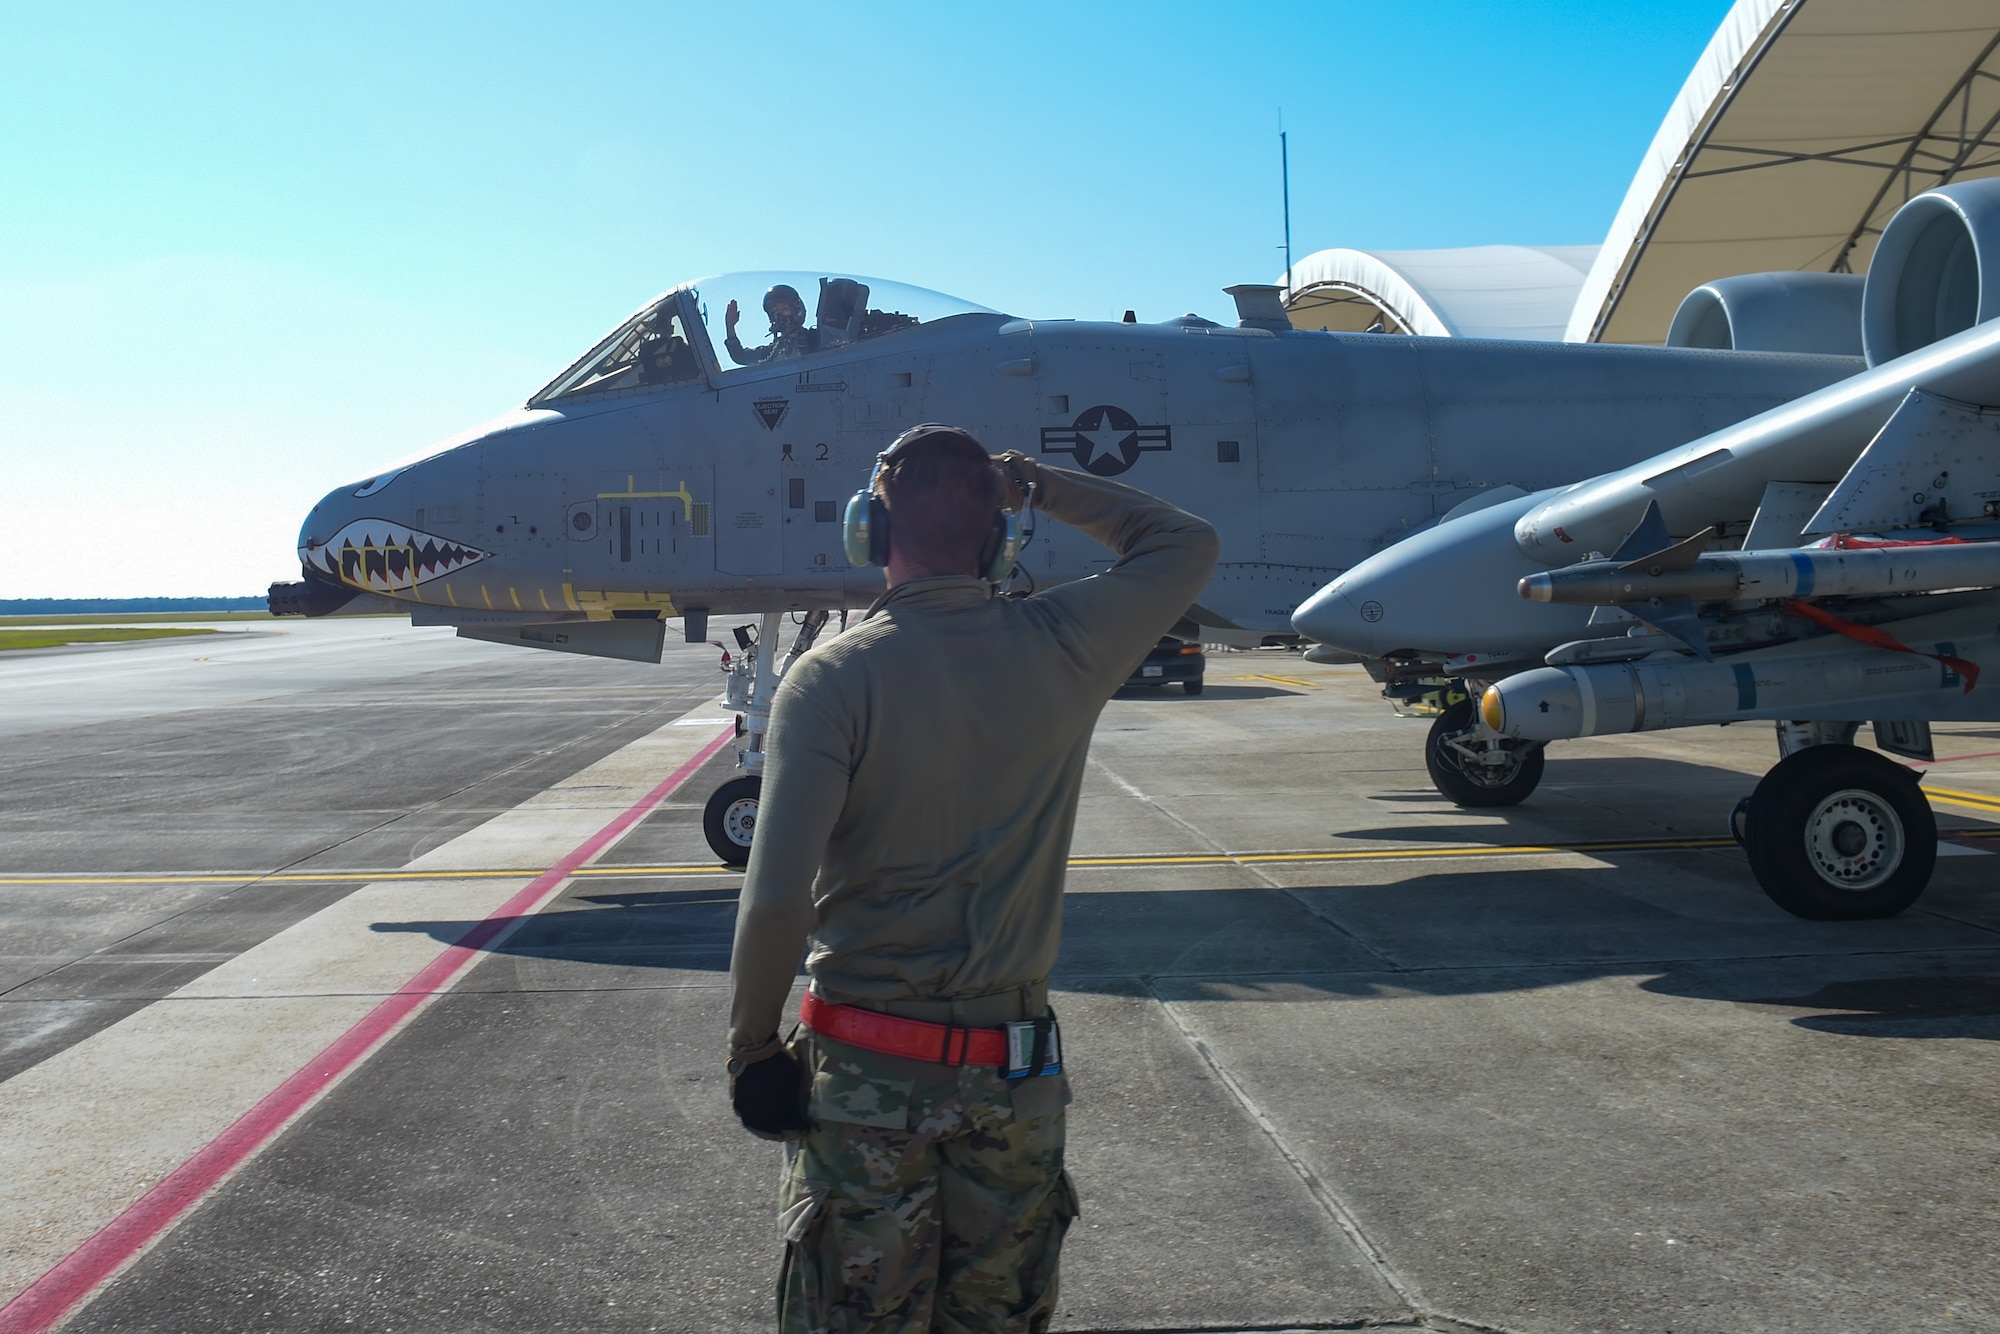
left=371, top=854, right=2000, bottom=1041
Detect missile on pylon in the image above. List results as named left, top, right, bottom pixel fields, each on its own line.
left=1518, top=539, right=2000, bottom=608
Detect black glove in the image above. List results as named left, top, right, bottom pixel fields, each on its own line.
left=729, top=1048, right=811, bottom=1141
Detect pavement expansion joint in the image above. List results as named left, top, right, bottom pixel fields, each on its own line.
left=1141, top=979, right=1425, bottom=1317
left=1090, top=755, right=1404, bottom=971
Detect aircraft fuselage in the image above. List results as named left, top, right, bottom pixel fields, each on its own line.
left=297, top=293, right=1859, bottom=644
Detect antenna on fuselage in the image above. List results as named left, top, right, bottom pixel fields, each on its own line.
left=1280, top=113, right=1292, bottom=304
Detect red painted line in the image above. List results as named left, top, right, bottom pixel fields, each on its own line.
left=0, top=725, right=736, bottom=1334
left=1913, top=748, right=2000, bottom=767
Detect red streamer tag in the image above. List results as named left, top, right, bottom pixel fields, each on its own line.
left=1782, top=599, right=1980, bottom=694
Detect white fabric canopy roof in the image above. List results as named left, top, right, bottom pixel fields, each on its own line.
left=1567, top=0, right=2000, bottom=344
left=1283, top=245, right=1599, bottom=341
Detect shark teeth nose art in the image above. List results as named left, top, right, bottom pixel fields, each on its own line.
left=303, top=519, right=489, bottom=591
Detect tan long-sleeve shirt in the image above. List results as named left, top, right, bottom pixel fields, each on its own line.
left=726, top=464, right=1220, bottom=1056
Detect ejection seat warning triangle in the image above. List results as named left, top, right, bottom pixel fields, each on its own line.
left=753, top=398, right=791, bottom=431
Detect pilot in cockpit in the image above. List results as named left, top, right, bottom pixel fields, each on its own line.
left=724, top=284, right=820, bottom=366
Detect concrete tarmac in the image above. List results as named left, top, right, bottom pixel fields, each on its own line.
left=4, top=618, right=1999, bottom=1332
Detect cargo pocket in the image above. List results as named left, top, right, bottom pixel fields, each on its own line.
left=1008, top=1169, right=1081, bottom=1328
left=1053, top=1168, right=1080, bottom=1230
left=776, top=1183, right=831, bottom=1331
left=810, top=1069, right=912, bottom=1130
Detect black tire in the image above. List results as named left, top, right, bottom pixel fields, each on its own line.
left=1425, top=698, right=1545, bottom=808
left=703, top=775, right=762, bottom=867
left=1182, top=677, right=1204, bottom=696
left=1743, top=746, right=1934, bottom=919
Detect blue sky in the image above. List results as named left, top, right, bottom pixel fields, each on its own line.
left=0, top=1, right=1734, bottom=597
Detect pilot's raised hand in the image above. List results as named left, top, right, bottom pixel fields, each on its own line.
left=725, top=299, right=741, bottom=335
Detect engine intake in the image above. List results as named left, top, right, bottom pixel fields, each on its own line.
left=1862, top=176, right=2000, bottom=367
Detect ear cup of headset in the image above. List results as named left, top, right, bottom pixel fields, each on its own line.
left=841, top=489, right=875, bottom=567
left=982, top=509, right=1023, bottom=584
left=868, top=497, right=892, bottom=566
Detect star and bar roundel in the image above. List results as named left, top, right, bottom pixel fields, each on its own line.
left=1040, top=404, right=1172, bottom=477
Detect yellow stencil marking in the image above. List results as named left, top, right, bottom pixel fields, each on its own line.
left=598, top=476, right=696, bottom=521
left=446, top=584, right=459, bottom=607
left=509, top=587, right=522, bottom=610
left=481, top=585, right=493, bottom=609
left=562, top=582, right=579, bottom=611
left=539, top=588, right=551, bottom=611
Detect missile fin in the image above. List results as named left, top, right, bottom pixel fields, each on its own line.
left=1628, top=598, right=1715, bottom=662
left=1610, top=500, right=1671, bottom=563
left=1617, top=525, right=1715, bottom=576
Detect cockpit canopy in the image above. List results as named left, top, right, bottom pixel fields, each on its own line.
left=530, top=271, right=999, bottom=405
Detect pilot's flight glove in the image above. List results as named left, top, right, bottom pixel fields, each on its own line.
left=992, top=451, right=1039, bottom=512
left=728, top=1047, right=811, bottom=1141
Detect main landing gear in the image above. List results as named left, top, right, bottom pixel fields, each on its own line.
left=1425, top=696, right=1546, bottom=808
left=700, top=610, right=831, bottom=867
left=1732, top=732, right=1936, bottom=920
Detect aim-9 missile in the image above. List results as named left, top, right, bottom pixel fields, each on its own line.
left=1518, top=539, right=2000, bottom=608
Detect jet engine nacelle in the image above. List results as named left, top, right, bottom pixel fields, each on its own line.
left=1667, top=272, right=1864, bottom=358
left=1862, top=176, right=2000, bottom=368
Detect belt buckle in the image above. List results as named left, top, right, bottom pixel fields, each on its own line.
left=1002, top=1012, right=1061, bottom=1079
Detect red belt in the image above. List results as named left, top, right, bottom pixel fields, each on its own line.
left=800, top=992, right=1008, bottom=1067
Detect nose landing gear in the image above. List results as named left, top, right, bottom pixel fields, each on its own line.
left=700, top=610, right=831, bottom=867
left=1425, top=697, right=1546, bottom=808
left=703, top=774, right=763, bottom=866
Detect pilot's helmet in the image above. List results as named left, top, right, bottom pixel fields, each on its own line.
left=764, top=284, right=807, bottom=330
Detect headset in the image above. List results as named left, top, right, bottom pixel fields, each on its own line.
left=843, top=426, right=1026, bottom=584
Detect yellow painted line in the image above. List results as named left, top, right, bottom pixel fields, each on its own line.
left=1072, top=835, right=1741, bottom=868
left=509, top=587, right=522, bottom=610
left=1927, top=785, right=2000, bottom=813
left=1233, top=674, right=1317, bottom=688
left=539, top=588, right=551, bottom=611
left=481, top=585, right=493, bottom=609
left=3, top=833, right=1782, bottom=890
left=446, top=584, right=459, bottom=607
left=562, top=582, right=579, bottom=611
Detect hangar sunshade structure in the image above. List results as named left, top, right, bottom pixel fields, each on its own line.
left=1284, top=0, right=2000, bottom=347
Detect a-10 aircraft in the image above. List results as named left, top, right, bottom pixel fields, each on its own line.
left=275, top=270, right=1862, bottom=864
left=1296, top=177, right=2000, bottom=922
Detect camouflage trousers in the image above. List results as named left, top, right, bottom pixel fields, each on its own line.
left=777, top=1031, right=1077, bottom=1334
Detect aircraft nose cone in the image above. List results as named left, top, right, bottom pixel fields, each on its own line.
left=1290, top=488, right=1595, bottom=662
left=1292, top=582, right=1385, bottom=656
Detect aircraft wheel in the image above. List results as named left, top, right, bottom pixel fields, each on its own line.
left=1425, top=698, right=1545, bottom=808
left=703, top=775, right=762, bottom=868
left=1182, top=678, right=1204, bottom=696
left=1729, top=796, right=1752, bottom=849
left=1743, top=746, right=1934, bottom=919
